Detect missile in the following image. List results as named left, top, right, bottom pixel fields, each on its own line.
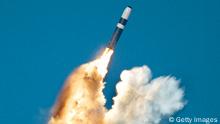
left=107, top=6, right=132, bottom=50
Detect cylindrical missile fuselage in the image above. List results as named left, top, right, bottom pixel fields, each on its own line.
left=108, top=6, right=132, bottom=49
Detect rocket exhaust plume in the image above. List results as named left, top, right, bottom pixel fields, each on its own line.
left=49, top=48, right=113, bottom=124
left=48, top=5, right=131, bottom=124
left=48, top=5, right=186, bottom=124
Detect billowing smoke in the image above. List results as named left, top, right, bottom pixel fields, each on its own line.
left=49, top=48, right=113, bottom=124
left=105, top=65, right=185, bottom=124
left=48, top=48, right=185, bottom=124
left=49, top=63, right=105, bottom=124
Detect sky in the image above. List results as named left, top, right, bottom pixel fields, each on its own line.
left=0, top=0, right=220, bottom=124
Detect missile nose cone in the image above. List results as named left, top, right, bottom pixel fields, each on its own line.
left=122, top=6, right=132, bottom=20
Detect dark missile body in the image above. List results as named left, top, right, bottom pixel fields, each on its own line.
left=107, top=6, right=132, bottom=50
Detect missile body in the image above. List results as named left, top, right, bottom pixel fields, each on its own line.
left=107, top=6, right=132, bottom=49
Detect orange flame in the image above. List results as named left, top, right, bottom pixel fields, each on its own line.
left=49, top=47, right=113, bottom=124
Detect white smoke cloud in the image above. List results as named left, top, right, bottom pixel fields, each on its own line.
left=105, top=65, right=185, bottom=124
